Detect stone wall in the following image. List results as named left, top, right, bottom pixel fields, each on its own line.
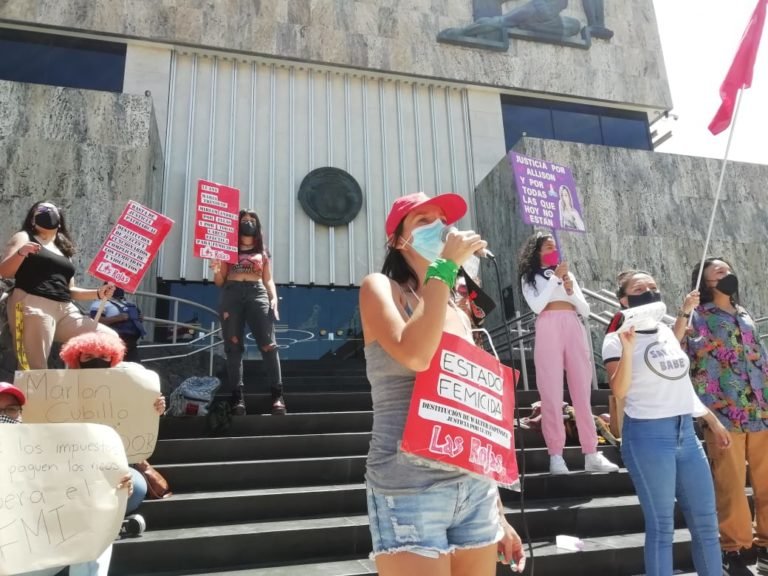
left=0, top=80, right=163, bottom=287
left=475, top=138, right=768, bottom=325
left=0, top=0, right=671, bottom=110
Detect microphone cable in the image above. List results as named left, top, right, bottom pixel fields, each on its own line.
left=489, top=254, right=534, bottom=576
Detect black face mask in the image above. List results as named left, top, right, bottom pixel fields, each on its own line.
left=35, top=210, right=60, bottom=230
left=626, top=290, right=662, bottom=308
left=79, top=358, right=112, bottom=369
left=239, top=221, right=258, bottom=237
left=716, top=273, right=739, bottom=296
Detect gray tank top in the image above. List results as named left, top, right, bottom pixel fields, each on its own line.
left=365, top=281, right=478, bottom=495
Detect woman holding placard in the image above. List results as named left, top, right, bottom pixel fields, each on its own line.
left=0, top=381, right=134, bottom=576
left=603, top=269, right=729, bottom=576
left=209, top=209, right=283, bottom=416
left=359, top=192, right=525, bottom=576
left=0, top=201, right=116, bottom=370
left=519, top=232, right=618, bottom=475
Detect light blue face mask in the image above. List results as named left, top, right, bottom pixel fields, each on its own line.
left=407, top=219, right=446, bottom=262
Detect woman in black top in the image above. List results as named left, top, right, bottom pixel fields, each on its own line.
left=210, top=209, right=283, bottom=416
left=0, top=201, right=115, bottom=370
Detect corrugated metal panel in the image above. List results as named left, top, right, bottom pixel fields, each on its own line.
left=160, top=52, right=477, bottom=285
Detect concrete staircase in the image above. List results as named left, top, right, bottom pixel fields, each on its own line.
left=109, top=368, right=701, bottom=576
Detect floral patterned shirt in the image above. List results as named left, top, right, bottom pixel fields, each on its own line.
left=686, top=302, right=768, bottom=432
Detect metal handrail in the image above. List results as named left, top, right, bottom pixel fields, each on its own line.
left=135, top=290, right=218, bottom=318
left=115, top=291, right=224, bottom=376
left=581, top=287, right=679, bottom=325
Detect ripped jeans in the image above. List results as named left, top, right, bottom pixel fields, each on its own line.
left=366, top=478, right=502, bottom=559
left=219, top=280, right=282, bottom=399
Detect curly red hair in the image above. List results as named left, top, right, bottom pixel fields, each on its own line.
left=59, top=332, right=126, bottom=368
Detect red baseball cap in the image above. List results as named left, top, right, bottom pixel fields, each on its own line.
left=0, top=382, right=25, bottom=405
left=385, top=192, right=467, bottom=237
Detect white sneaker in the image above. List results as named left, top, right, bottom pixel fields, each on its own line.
left=549, top=455, right=570, bottom=475
left=584, top=452, right=619, bottom=473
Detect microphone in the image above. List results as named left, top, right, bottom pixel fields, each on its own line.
left=441, top=226, right=495, bottom=259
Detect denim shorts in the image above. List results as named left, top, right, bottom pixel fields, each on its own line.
left=366, top=478, right=503, bottom=559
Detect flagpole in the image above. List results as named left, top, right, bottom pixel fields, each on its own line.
left=690, top=88, right=745, bottom=321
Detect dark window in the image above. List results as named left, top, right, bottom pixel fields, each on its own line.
left=0, top=28, right=125, bottom=93
left=502, top=104, right=553, bottom=152
left=600, top=115, right=652, bottom=149
left=501, top=95, right=651, bottom=151
left=155, top=281, right=363, bottom=362
left=552, top=110, right=602, bottom=145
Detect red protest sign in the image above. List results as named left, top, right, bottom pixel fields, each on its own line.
left=193, top=179, right=239, bottom=264
left=88, top=201, right=174, bottom=293
left=401, top=333, right=519, bottom=487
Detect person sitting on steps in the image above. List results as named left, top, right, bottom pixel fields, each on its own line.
left=59, top=331, right=167, bottom=538
left=0, top=380, right=135, bottom=576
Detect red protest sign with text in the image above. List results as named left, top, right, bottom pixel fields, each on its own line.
left=88, top=201, right=174, bottom=293
left=401, top=333, right=519, bottom=487
left=193, top=179, right=239, bottom=264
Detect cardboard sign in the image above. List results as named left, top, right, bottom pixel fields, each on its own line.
left=88, top=200, right=174, bottom=293
left=401, top=333, right=519, bottom=487
left=0, top=423, right=128, bottom=575
left=193, top=179, right=240, bottom=263
left=510, top=151, right=586, bottom=232
left=14, top=364, right=161, bottom=463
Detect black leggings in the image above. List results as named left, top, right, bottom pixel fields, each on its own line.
left=219, top=280, right=282, bottom=398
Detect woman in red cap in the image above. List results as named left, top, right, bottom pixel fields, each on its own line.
left=360, top=192, right=525, bottom=576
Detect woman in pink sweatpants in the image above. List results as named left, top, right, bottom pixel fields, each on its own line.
left=518, top=233, right=618, bottom=475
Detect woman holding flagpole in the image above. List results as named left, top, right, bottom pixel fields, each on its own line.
left=686, top=258, right=768, bottom=575
left=359, top=192, right=525, bottom=576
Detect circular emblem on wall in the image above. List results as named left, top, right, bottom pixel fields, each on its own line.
left=298, top=167, right=363, bottom=227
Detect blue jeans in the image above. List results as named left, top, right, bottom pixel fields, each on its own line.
left=367, top=478, right=502, bottom=559
left=622, top=414, right=720, bottom=576
left=128, top=466, right=147, bottom=513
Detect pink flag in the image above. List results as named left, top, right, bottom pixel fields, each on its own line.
left=709, top=0, right=767, bottom=135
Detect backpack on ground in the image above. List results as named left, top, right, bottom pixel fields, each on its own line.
left=168, top=376, right=221, bottom=416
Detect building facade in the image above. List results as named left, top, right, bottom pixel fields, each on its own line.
left=2, top=0, right=722, bottom=361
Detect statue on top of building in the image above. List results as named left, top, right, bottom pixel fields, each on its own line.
left=437, top=0, right=614, bottom=51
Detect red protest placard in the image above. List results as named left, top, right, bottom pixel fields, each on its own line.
left=401, top=333, right=519, bottom=487
left=193, top=179, right=239, bottom=264
left=88, top=201, right=174, bottom=293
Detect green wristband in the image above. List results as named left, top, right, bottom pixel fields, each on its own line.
left=425, top=258, right=459, bottom=288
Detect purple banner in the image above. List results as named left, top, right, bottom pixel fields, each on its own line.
left=509, top=152, right=586, bottom=232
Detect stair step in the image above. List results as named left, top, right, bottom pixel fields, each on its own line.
left=234, top=392, right=372, bottom=412
left=129, top=558, right=377, bottom=576
left=525, top=528, right=695, bottom=575
left=155, top=455, right=367, bottom=491
left=159, top=412, right=374, bottom=439
left=138, top=484, right=366, bottom=529
left=152, top=432, right=373, bottom=463
left=113, top=520, right=696, bottom=576
left=151, top=431, right=619, bottom=466
left=153, top=445, right=622, bottom=492
left=138, top=483, right=659, bottom=537
left=157, top=414, right=616, bottom=452
left=111, top=516, right=372, bottom=575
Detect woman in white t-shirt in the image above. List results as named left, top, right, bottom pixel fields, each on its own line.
left=519, top=232, right=618, bottom=475
left=602, top=270, right=730, bottom=576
